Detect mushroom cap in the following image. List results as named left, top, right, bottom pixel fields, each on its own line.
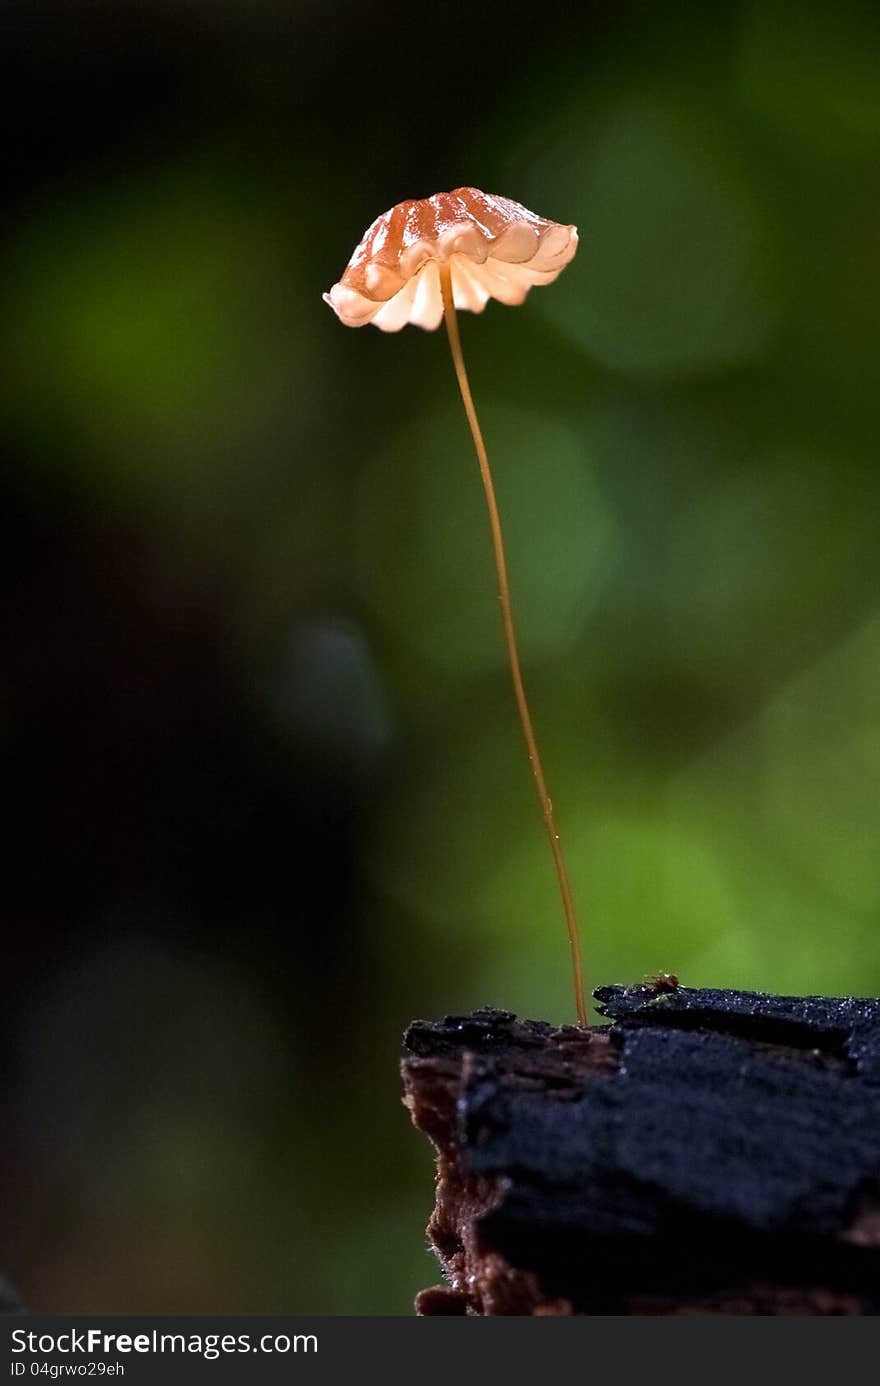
left=323, top=187, right=578, bottom=331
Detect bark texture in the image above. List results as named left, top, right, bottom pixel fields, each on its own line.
left=401, top=985, right=880, bottom=1314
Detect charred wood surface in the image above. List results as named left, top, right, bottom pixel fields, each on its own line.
left=401, top=986, right=880, bottom=1314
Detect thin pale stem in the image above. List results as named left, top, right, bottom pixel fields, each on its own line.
left=439, top=262, right=587, bottom=1027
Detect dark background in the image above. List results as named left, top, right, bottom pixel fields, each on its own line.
left=2, top=0, right=879, bottom=1312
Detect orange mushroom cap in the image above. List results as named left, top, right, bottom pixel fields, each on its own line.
left=323, top=187, right=578, bottom=332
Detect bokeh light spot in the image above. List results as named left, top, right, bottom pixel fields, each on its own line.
left=356, top=400, right=615, bottom=675
left=525, top=100, right=779, bottom=379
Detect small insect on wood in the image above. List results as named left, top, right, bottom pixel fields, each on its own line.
left=624, top=971, right=680, bottom=996
left=646, top=971, right=679, bottom=991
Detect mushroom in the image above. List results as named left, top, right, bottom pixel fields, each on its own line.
left=324, top=188, right=585, bottom=1024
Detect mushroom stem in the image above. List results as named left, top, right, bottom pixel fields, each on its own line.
left=439, top=263, right=587, bottom=1027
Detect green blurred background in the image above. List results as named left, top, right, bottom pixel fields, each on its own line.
left=2, top=0, right=879, bottom=1313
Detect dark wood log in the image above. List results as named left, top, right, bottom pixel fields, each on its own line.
left=401, top=984, right=880, bottom=1314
